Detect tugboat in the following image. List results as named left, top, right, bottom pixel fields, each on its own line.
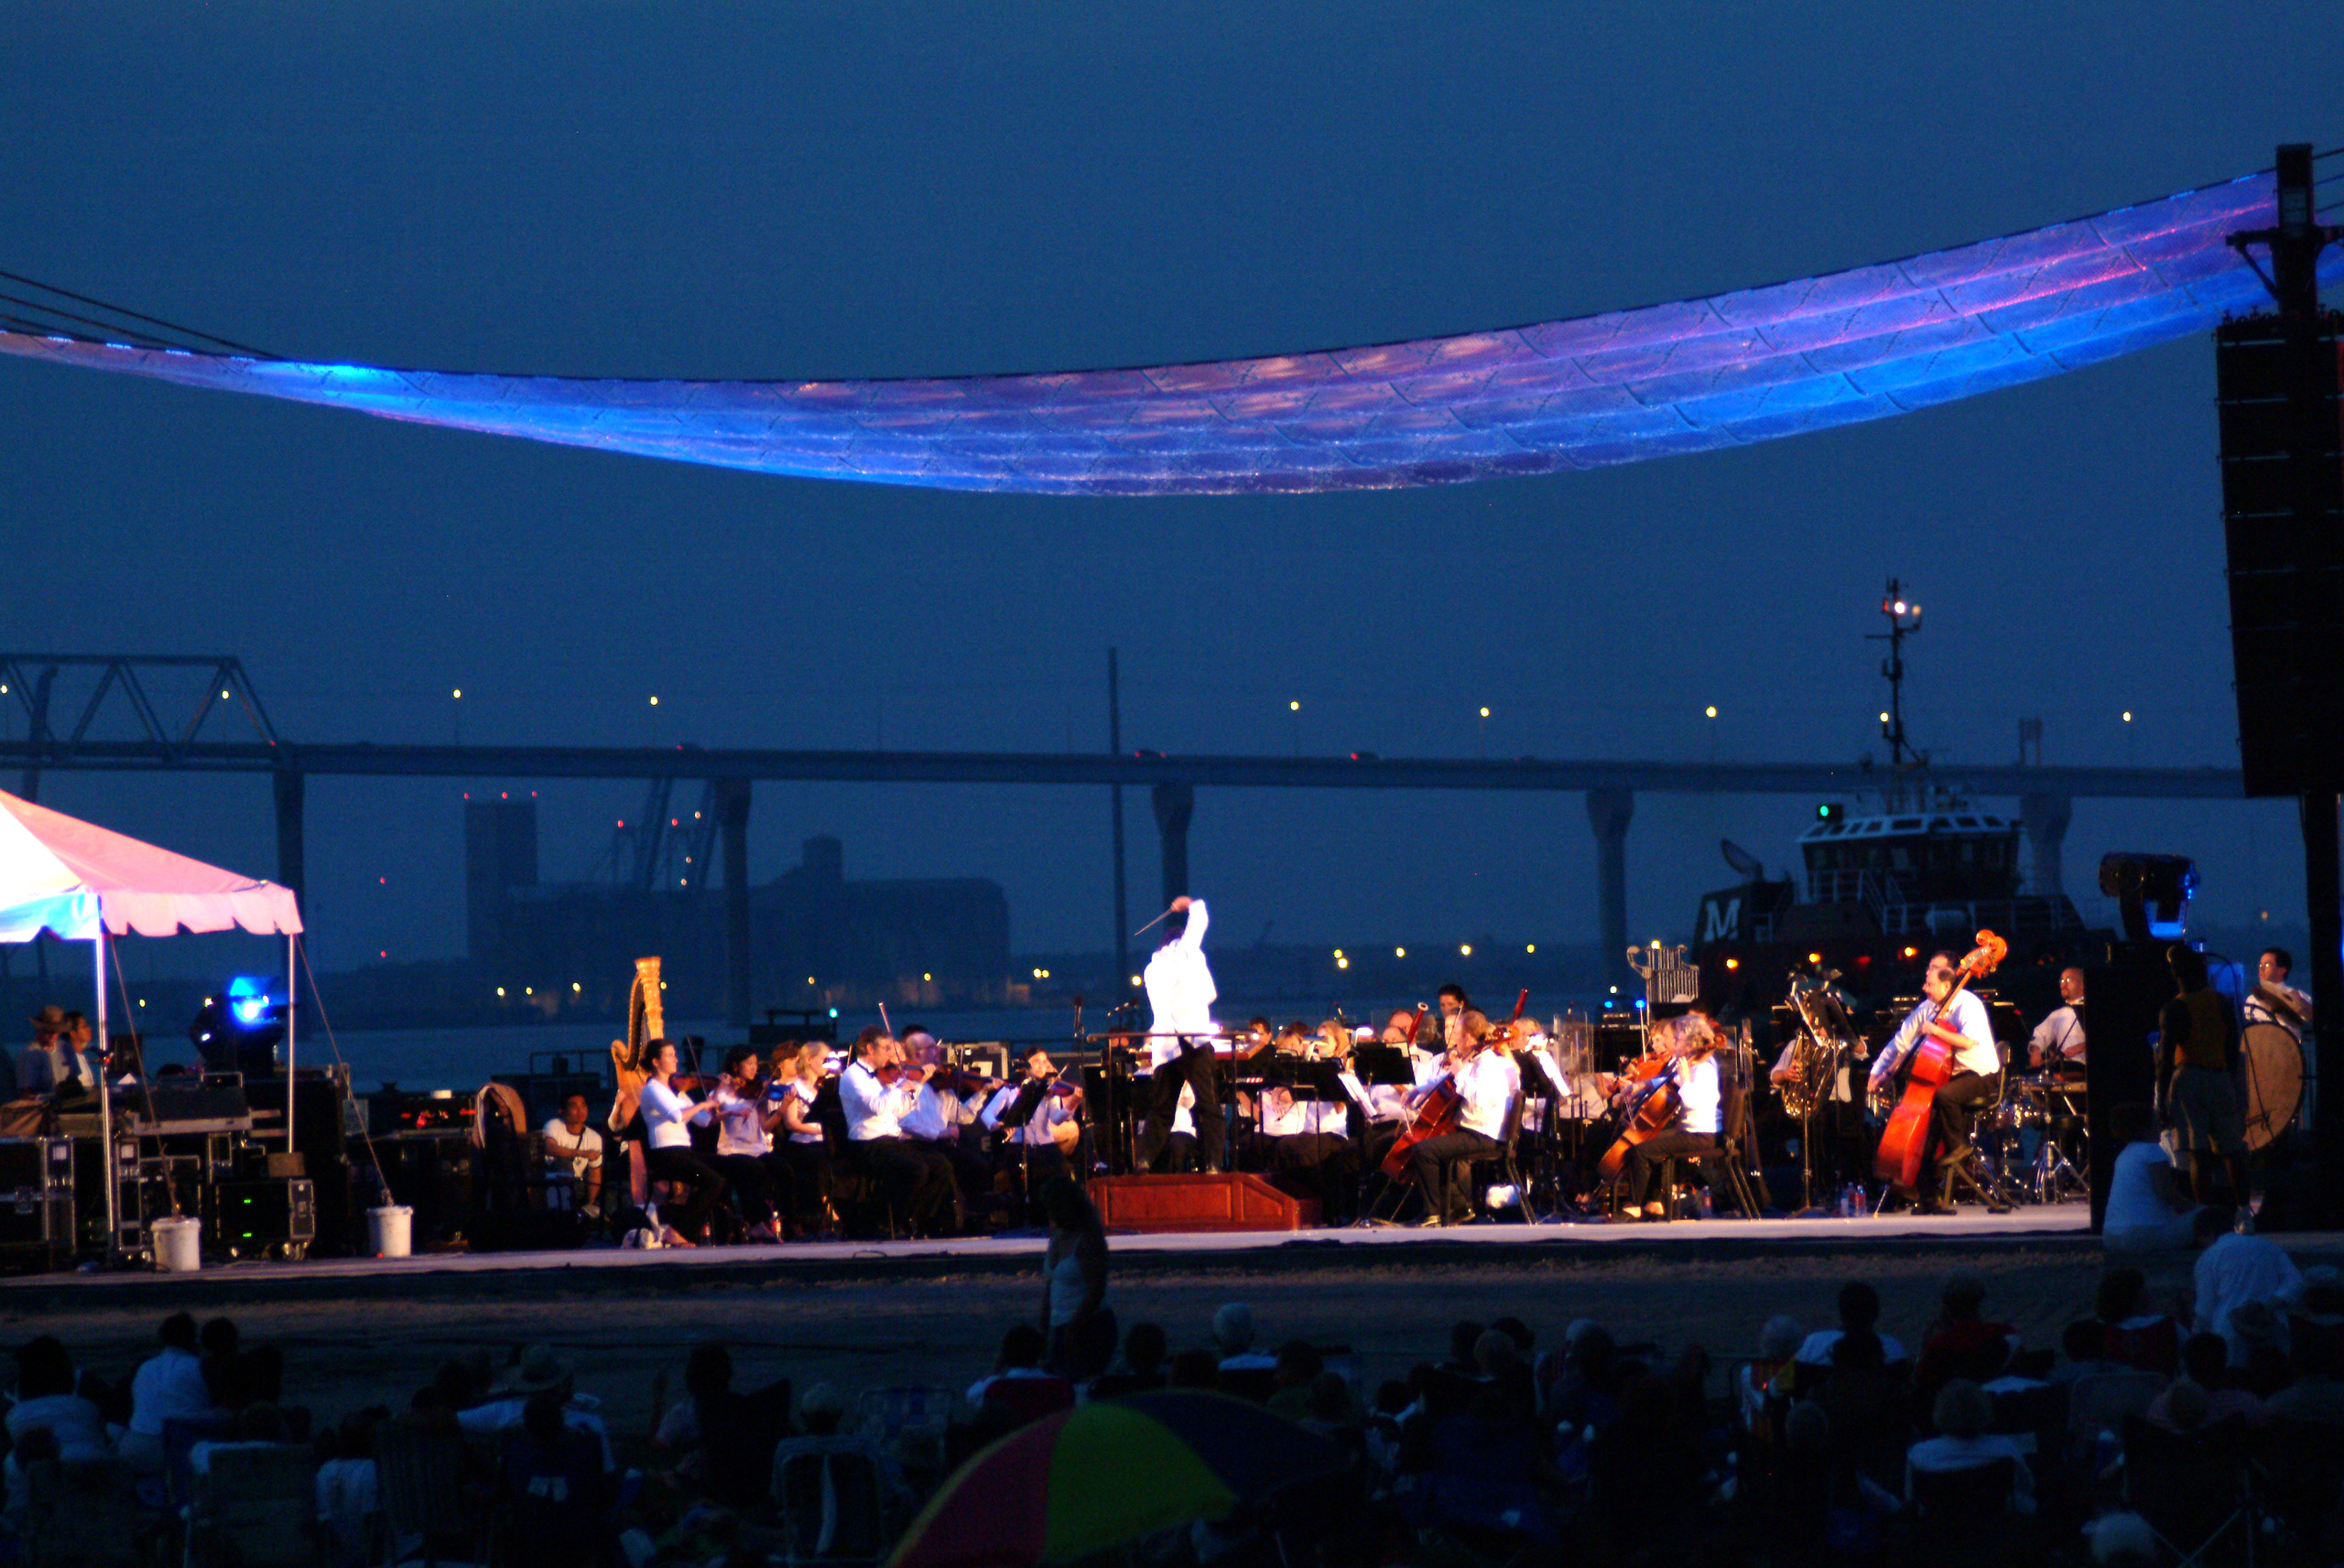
left=1691, top=580, right=2090, bottom=1022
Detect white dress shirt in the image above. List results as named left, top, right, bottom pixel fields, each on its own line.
left=901, top=1080, right=981, bottom=1141
left=1417, top=1051, right=1517, bottom=1140
left=1873, top=991, right=1998, bottom=1084
left=981, top=1082, right=1078, bottom=1146
left=1142, top=898, right=1216, bottom=1067
left=1676, top=1054, right=1722, bottom=1136
left=640, top=1078, right=712, bottom=1150
left=841, top=1061, right=919, bottom=1141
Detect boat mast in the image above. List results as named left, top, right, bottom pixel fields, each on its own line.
left=1869, top=579, right=1926, bottom=810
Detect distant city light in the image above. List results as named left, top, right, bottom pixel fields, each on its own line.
left=1460, top=944, right=1472, bottom=957
left=1394, top=946, right=1405, bottom=958
left=1289, top=700, right=1300, bottom=712
left=451, top=689, right=461, bottom=699
left=1725, top=957, right=1740, bottom=970
left=922, top=972, right=931, bottom=982
left=1131, top=975, right=1142, bottom=986
left=1478, top=707, right=1491, bottom=719
left=1879, top=711, right=1891, bottom=723
left=496, top=988, right=505, bottom=998
left=1525, top=944, right=1536, bottom=954
left=2122, top=710, right=2133, bottom=722
left=1337, top=957, right=1350, bottom=969
left=1704, top=706, right=1718, bottom=719
left=649, top=695, right=659, bottom=706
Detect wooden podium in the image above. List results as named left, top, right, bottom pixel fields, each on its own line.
left=1090, top=1172, right=1318, bottom=1233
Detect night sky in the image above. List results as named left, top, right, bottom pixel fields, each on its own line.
left=2, top=4, right=2337, bottom=986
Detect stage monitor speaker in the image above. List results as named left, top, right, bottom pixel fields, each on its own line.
left=208, top=1177, right=316, bottom=1259
left=2214, top=318, right=2344, bottom=796
left=2082, top=961, right=2168, bottom=1233
left=0, top=1138, right=74, bottom=1268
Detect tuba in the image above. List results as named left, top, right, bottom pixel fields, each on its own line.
left=606, top=956, right=664, bottom=1134
left=1778, top=988, right=1836, bottom=1122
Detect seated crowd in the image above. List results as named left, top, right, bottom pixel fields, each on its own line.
left=5, top=1256, right=2340, bottom=1567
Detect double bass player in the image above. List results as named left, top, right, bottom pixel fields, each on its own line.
left=1866, top=950, right=2003, bottom=1214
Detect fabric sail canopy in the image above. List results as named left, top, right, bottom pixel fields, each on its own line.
left=0, top=170, right=2332, bottom=497
left=0, top=788, right=302, bottom=943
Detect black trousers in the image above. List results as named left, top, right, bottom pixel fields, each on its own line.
left=1266, top=1131, right=1358, bottom=1224
left=644, top=1144, right=726, bottom=1242
left=1409, top=1130, right=1503, bottom=1222
left=1136, top=1044, right=1225, bottom=1171
left=775, top=1140, right=831, bottom=1234
left=1622, top=1130, right=1718, bottom=1206
left=709, top=1152, right=777, bottom=1225
left=1930, top=1071, right=2000, bottom=1160
left=853, top=1136, right=957, bottom=1231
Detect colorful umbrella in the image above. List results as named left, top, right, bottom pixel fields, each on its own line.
left=886, top=1390, right=1344, bottom=1568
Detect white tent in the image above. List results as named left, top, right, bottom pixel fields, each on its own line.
left=0, top=787, right=303, bottom=1257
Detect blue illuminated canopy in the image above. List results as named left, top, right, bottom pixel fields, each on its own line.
left=0, top=171, right=2322, bottom=496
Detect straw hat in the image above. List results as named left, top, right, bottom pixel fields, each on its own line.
left=492, top=1344, right=574, bottom=1395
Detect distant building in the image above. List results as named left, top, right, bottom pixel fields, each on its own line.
left=464, top=802, right=1011, bottom=1015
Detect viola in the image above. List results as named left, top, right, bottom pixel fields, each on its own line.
left=1873, top=931, right=2007, bottom=1190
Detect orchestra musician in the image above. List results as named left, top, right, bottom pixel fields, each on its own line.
left=1138, top=895, right=1227, bottom=1173
left=1242, top=1022, right=1359, bottom=1225
left=981, top=1044, right=1086, bottom=1200
left=1613, top=1012, right=1723, bottom=1223
left=2027, top=968, right=2087, bottom=1075
left=1401, top=1009, right=1518, bottom=1227
left=709, top=1045, right=786, bottom=1244
left=772, top=1042, right=834, bottom=1238
left=839, top=1027, right=957, bottom=1236
left=640, top=1040, right=726, bottom=1245
left=2245, top=946, right=2313, bottom=1043
left=1866, top=952, right=2002, bottom=1215
left=897, top=1025, right=989, bottom=1226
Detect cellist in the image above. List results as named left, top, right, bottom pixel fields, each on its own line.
left=1400, top=1009, right=1519, bottom=1227
left=1612, top=1012, right=1724, bottom=1222
left=1865, top=950, right=2001, bottom=1213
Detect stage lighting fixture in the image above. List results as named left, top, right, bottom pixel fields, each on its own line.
left=2097, top=853, right=2199, bottom=943
left=189, top=975, right=288, bottom=1077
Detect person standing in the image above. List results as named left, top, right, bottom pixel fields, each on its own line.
left=1867, top=951, right=2001, bottom=1213
left=1138, top=895, right=1225, bottom=1172
left=640, top=1041, right=724, bottom=1244
left=2157, top=945, right=2251, bottom=1223
left=1036, top=1175, right=1112, bottom=1378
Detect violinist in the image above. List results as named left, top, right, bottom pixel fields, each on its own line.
left=773, top=1041, right=834, bottom=1238
left=899, top=1026, right=991, bottom=1222
left=982, top=1044, right=1086, bottom=1193
left=1401, top=1009, right=1518, bottom=1227
left=1867, top=951, right=2001, bottom=1214
left=840, top=1027, right=957, bottom=1236
left=709, top=1045, right=786, bottom=1244
left=641, top=1039, right=726, bottom=1245
left=1614, top=1013, right=1722, bottom=1223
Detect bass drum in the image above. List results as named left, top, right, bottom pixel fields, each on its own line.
left=2240, top=1021, right=2305, bottom=1152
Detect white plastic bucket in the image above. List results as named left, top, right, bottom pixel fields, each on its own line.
left=152, top=1217, right=201, bottom=1273
left=368, top=1206, right=414, bottom=1259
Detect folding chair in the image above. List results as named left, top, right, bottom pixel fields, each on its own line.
left=2122, top=1414, right=2253, bottom=1568
left=179, top=1442, right=316, bottom=1568
left=2063, top=1368, right=2165, bottom=1454
left=375, top=1417, right=487, bottom=1567
left=771, top=1440, right=895, bottom=1566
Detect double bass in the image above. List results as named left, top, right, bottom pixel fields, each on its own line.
left=1872, top=931, right=2007, bottom=1189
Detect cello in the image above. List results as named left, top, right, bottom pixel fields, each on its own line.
left=1872, top=931, right=2007, bottom=1189
left=1597, top=1013, right=1707, bottom=1180
left=1380, top=991, right=1525, bottom=1182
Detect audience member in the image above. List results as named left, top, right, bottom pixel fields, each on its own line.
left=121, top=1311, right=214, bottom=1470
left=1912, top=1272, right=2014, bottom=1404
left=1087, top=1321, right=1168, bottom=1401
left=2192, top=1206, right=2305, bottom=1365
left=2146, top=1332, right=2267, bottom=1431
left=1796, top=1281, right=1908, bottom=1367
left=2100, top=1101, right=2197, bottom=1257
left=455, top=1345, right=615, bottom=1472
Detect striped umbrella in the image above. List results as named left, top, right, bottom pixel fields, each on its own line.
left=886, top=1391, right=1344, bottom=1568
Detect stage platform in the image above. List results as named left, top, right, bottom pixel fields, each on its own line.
left=0, top=1204, right=2138, bottom=1312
